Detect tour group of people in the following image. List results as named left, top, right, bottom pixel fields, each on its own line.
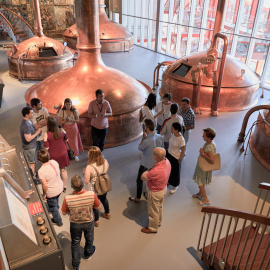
left=19, top=90, right=217, bottom=270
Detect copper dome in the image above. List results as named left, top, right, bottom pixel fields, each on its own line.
left=7, top=0, right=74, bottom=81
left=160, top=51, right=260, bottom=112
left=25, top=0, right=149, bottom=148
left=62, top=0, right=133, bottom=53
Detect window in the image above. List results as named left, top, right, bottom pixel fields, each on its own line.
left=122, top=0, right=270, bottom=89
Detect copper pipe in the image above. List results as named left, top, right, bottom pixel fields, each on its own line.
left=211, top=33, right=228, bottom=116
left=32, top=0, right=44, bottom=37
left=195, top=64, right=207, bottom=114
left=211, top=0, right=226, bottom=47
left=152, top=61, right=174, bottom=90
left=237, top=105, right=270, bottom=142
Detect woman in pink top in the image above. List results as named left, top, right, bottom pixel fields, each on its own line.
left=37, top=149, right=63, bottom=226
left=57, top=98, right=83, bottom=161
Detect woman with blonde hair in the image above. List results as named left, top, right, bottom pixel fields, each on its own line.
left=44, top=116, right=70, bottom=192
left=83, top=146, right=110, bottom=227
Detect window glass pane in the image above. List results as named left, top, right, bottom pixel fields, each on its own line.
left=160, top=22, right=168, bottom=53
left=250, top=40, right=269, bottom=75
left=179, top=26, right=188, bottom=57
left=182, top=0, right=192, bottom=25
left=136, top=19, right=141, bottom=45
left=224, top=0, right=240, bottom=34
left=238, top=0, right=255, bottom=36
left=256, top=1, right=270, bottom=39
left=150, top=20, right=156, bottom=50
left=202, top=30, right=213, bottom=50
left=206, top=0, right=218, bottom=30
left=194, top=0, right=205, bottom=28
left=235, top=36, right=251, bottom=63
left=143, top=19, right=149, bottom=47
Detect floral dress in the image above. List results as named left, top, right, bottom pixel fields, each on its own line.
left=193, top=141, right=216, bottom=186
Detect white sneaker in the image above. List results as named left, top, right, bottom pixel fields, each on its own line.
left=75, top=156, right=79, bottom=162
left=170, top=187, right=178, bottom=194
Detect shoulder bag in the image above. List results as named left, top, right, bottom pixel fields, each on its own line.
left=90, top=164, right=112, bottom=195
left=198, top=153, right=221, bottom=172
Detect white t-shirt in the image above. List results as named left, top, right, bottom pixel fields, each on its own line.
left=38, top=160, right=63, bottom=198
left=32, top=107, right=49, bottom=141
left=142, top=105, right=155, bottom=124
left=155, top=101, right=171, bottom=126
left=168, top=134, right=185, bottom=160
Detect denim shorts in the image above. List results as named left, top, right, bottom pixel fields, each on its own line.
left=24, top=148, right=37, bottom=163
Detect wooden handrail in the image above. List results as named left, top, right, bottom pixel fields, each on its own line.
left=202, top=206, right=270, bottom=225
left=259, top=182, right=270, bottom=191
left=0, top=5, right=34, bottom=34
left=0, top=12, right=15, bottom=33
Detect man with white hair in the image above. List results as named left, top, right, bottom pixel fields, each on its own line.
left=141, top=147, right=171, bottom=233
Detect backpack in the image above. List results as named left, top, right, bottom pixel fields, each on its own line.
left=90, top=164, right=112, bottom=195
left=139, top=108, right=146, bottom=123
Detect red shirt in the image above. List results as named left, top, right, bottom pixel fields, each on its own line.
left=146, top=158, right=171, bottom=192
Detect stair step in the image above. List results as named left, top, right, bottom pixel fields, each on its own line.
left=201, top=227, right=270, bottom=269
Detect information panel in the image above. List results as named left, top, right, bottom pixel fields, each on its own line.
left=4, top=181, right=37, bottom=245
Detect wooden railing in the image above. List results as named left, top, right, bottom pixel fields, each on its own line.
left=0, top=5, right=34, bottom=42
left=197, top=183, right=270, bottom=270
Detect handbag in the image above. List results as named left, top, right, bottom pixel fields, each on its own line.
left=198, top=153, right=221, bottom=172
left=66, top=141, right=75, bottom=161
left=90, top=164, right=112, bottom=195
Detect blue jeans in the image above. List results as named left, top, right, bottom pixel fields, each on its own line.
left=46, top=194, right=62, bottom=225
left=91, top=126, right=108, bottom=152
left=70, top=221, right=95, bottom=268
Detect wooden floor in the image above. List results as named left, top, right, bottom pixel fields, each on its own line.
left=0, top=46, right=270, bottom=270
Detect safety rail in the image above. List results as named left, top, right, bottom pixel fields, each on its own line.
left=197, top=206, right=270, bottom=270
left=0, top=5, right=34, bottom=43
left=197, top=182, right=270, bottom=270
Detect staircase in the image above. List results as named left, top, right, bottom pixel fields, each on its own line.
left=0, top=5, right=34, bottom=44
left=197, top=183, right=270, bottom=270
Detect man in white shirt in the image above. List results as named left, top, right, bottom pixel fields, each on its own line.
left=31, top=98, right=49, bottom=151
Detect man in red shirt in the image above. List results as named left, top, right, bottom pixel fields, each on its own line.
left=141, top=147, right=171, bottom=233
left=62, top=175, right=101, bottom=270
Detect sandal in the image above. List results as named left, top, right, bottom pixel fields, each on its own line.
left=101, top=213, right=111, bottom=220
left=128, top=197, right=140, bottom=204
left=198, top=200, right=210, bottom=206
left=94, top=221, right=100, bottom=227
left=192, top=193, right=201, bottom=198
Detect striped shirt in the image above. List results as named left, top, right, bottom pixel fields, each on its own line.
left=62, top=190, right=100, bottom=223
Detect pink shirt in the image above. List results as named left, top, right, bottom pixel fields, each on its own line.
left=88, top=99, right=112, bottom=129
left=146, top=158, right=171, bottom=192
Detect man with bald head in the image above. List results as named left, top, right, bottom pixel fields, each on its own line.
left=141, top=147, right=171, bottom=233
